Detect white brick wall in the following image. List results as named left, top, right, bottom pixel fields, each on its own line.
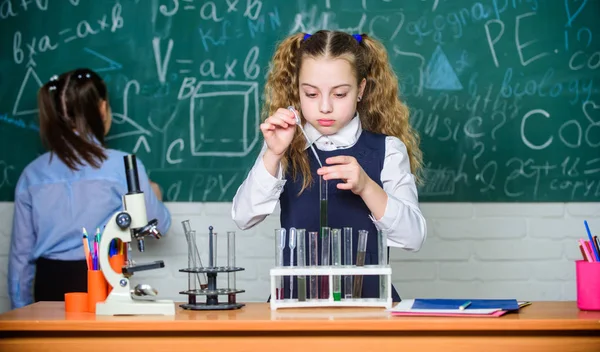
left=0, top=201, right=598, bottom=313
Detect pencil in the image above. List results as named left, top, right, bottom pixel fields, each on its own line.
left=459, top=301, right=472, bottom=310
left=579, top=243, right=588, bottom=261
left=584, top=221, right=600, bottom=261
left=82, top=227, right=91, bottom=270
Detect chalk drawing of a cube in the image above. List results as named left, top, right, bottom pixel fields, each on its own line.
left=189, top=81, right=260, bottom=157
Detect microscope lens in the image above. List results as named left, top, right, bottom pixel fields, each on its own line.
left=123, top=155, right=141, bottom=194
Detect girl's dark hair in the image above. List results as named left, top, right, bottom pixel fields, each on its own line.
left=38, top=68, right=108, bottom=170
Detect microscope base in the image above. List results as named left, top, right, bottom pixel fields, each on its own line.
left=96, top=299, right=175, bottom=316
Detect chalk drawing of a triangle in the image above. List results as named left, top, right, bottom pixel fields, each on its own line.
left=13, top=66, right=43, bottom=116
left=84, top=47, right=122, bottom=73
left=425, top=46, right=463, bottom=91
left=132, top=135, right=151, bottom=154
left=105, top=81, right=152, bottom=141
left=106, top=112, right=152, bottom=141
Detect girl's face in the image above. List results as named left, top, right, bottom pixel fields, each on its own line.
left=298, top=57, right=365, bottom=135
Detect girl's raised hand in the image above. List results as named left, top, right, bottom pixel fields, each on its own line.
left=260, top=108, right=297, bottom=156
left=317, top=156, right=373, bottom=196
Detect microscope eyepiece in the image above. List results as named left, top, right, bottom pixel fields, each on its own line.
left=124, top=155, right=141, bottom=194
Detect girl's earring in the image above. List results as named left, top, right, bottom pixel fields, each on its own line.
left=357, top=96, right=362, bottom=102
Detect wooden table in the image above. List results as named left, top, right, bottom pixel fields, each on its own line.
left=0, top=302, right=599, bottom=351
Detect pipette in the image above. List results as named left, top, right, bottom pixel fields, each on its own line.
left=275, top=228, right=287, bottom=300
left=288, top=227, right=297, bottom=299
left=287, top=106, right=323, bottom=167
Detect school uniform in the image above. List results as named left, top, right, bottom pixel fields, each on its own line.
left=232, top=114, right=427, bottom=301
left=9, top=145, right=171, bottom=309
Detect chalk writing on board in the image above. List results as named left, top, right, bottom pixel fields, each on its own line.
left=13, top=66, right=43, bottom=116
left=0, top=0, right=598, bottom=202
left=187, top=81, right=259, bottom=157
left=424, top=45, right=463, bottom=90
left=158, top=172, right=241, bottom=202
left=0, top=113, right=38, bottom=132
left=83, top=47, right=122, bottom=73
left=0, top=160, right=16, bottom=190
left=105, top=80, right=153, bottom=141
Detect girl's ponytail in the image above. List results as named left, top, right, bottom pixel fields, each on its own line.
left=38, top=69, right=108, bottom=170
left=38, top=78, right=80, bottom=168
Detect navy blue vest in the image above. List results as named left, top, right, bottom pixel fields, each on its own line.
left=280, top=130, right=401, bottom=302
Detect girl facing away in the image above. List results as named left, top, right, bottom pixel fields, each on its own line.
left=232, top=30, right=427, bottom=301
left=8, top=68, right=171, bottom=309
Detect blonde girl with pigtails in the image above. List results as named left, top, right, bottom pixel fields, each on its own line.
left=232, top=30, right=426, bottom=301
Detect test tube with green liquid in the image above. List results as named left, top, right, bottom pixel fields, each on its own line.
left=320, top=176, right=328, bottom=228
left=332, top=228, right=342, bottom=301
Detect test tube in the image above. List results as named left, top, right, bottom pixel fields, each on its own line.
left=378, top=229, right=388, bottom=299
left=227, top=231, right=236, bottom=304
left=353, top=230, right=368, bottom=298
left=274, top=228, right=286, bottom=300
left=308, top=231, right=319, bottom=299
left=332, top=228, right=342, bottom=301
left=343, top=227, right=353, bottom=299
left=320, top=176, right=328, bottom=229
left=185, top=229, right=197, bottom=294
left=296, top=229, right=307, bottom=301
left=182, top=220, right=192, bottom=236
left=190, top=230, right=208, bottom=289
left=320, top=227, right=331, bottom=299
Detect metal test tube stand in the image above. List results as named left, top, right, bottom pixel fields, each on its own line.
left=179, top=226, right=245, bottom=310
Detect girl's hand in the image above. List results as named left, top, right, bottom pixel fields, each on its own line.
left=317, top=156, right=373, bottom=196
left=260, top=108, right=297, bottom=157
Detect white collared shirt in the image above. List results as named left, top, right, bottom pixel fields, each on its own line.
left=231, top=114, right=427, bottom=250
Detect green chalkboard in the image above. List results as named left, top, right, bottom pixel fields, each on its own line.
left=0, top=0, right=599, bottom=202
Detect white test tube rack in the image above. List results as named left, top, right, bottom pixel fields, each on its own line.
left=269, top=265, right=392, bottom=310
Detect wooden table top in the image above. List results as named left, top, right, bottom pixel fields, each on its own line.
left=1, top=302, right=599, bottom=332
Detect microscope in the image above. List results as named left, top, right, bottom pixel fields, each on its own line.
left=95, top=155, right=175, bottom=316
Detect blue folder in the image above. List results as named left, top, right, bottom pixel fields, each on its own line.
left=412, top=299, right=519, bottom=311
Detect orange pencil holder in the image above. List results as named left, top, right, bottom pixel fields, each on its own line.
left=87, top=269, right=108, bottom=313
left=64, top=292, right=88, bottom=313
left=107, top=254, right=125, bottom=294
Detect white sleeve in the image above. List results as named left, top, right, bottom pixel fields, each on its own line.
left=370, top=137, right=427, bottom=251
left=231, top=143, right=287, bottom=230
